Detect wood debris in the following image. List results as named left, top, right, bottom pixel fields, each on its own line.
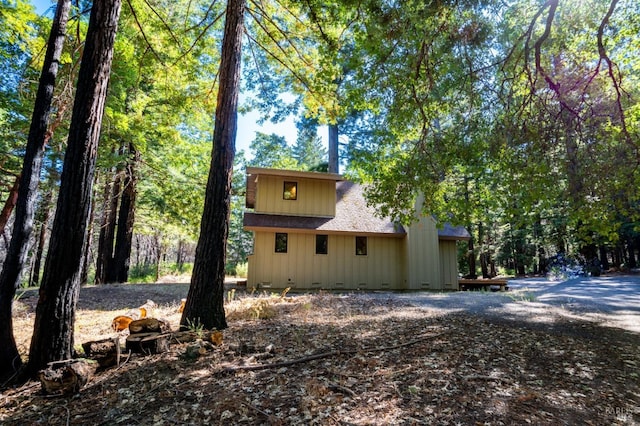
left=5, top=291, right=640, bottom=425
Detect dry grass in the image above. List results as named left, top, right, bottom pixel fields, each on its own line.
left=4, top=283, right=640, bottom=425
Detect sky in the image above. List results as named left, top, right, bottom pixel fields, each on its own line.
left=29, top=0, right=322, bottom=159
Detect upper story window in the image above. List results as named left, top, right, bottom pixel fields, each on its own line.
left=316, top=234, right=328, bottom=255
left=283, top=181, right=297, bottom=200
left=275, top=233, right=288, bottom=253
left=356, top=236, right=367, bottom=256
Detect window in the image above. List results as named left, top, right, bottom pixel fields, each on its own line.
left=283, top=181, right=297, bottom=200
left=275, top=233, right=288, bottom=253
left=316, top=234, right=328, bottom=254
left=355, top=236, right=367, bottom=256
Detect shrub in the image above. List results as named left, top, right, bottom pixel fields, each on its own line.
left=235, top=262, right=248, bottom=278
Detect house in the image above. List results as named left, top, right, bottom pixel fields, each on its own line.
left=243, top=167, right=470, bottom=291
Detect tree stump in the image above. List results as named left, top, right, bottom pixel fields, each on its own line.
left=82, top=337, right=121, bottom=368
left=128, top=318, right=171, bottom=334
left=38, top=359, right=94, bottom=395
left=126, top=332, right=170, bottom=355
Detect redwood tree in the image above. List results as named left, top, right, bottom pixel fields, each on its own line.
left=180, top=0, right=245, bottom=331
left=0, top=0, right=71, bottom=384
left=95, top=170, right=121, bottom=284
left=26, top=0, right=123, bottom=376
left=112, top=143, right=139, bottom=283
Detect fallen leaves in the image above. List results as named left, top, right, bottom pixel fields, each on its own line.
left=4, top=290, right=640, bottom=425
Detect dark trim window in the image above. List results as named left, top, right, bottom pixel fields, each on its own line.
left=283, top=181, right=297, bottom=200
left=275, top=233, right=288, bottom=253
left=355, top=236, right=367, bottom=256
left=316, top=234, right=328, bottom=255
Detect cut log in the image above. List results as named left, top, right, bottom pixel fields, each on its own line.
left=82, top=337, right=121, bottom=368
left=125, top=299, right=156, bottom=319
left=171, top=330, right=200, bottom=344
left=38, top=359, right=94, bottom=395
left=112, top=315, right=133, bottom=332
left=183, top=339, right=214, bottom=359
left=128, top=318, right=171, bottom=334
left=126, top=332, right=170, bottom=355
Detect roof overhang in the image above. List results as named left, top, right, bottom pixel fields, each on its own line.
left=243, top=212, right=406, bottom=238
left=437, top=223, right=471, bottom=241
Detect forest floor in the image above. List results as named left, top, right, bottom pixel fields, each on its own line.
left=2, top=276, right=640, bottom=425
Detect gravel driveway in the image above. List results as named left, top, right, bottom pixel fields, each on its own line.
left=361, top=275, right=640, bottom=333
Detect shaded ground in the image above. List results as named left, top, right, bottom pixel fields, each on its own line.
left=2, top=277, right=640, bottom=425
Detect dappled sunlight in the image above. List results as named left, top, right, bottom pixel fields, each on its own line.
left=6, top=287, right=640, bottom=425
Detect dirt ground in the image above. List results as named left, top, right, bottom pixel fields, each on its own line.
left=2, top=281, right=640, bottom=425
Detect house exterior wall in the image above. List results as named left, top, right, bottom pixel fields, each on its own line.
left=405, top=215, right=442, bottom=290
left=247, top=231, right=406, bottom=290
left=439, top=240, right=459, bottom=290
left=254, top=175, right=335, bottom=217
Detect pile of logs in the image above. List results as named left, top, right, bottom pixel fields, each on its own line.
left=38, top=300, right=223, bottom=396
left=125, top=318, right=172, bottom=355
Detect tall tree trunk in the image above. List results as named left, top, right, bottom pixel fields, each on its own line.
left=627, top=238, right=637, bottom=269
left=0, top=175, right=20, bottom=236
left=154, top=233, right=162, bottom=282
left=27, top=0, right=122, bottom=377
left=181, top=0, right=245, bottom=331
left=328, top=123, right=339, bottom=174
left=96, top=172, right=120, bottom=284
left=177, top=239, right=184, bottom=272
left=80, top=178, right=98, bottom=285
left=599, top=245, right=609, bottom=271
left=0, top=0, right=71, bottom=384
left=29, top=190, right=53, bottom=287
left=112, top=145, right=138, bottom=283
left=466, top=235, right=477, bottom=279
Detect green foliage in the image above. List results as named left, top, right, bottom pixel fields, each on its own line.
left=228, top=152, right=253, bottom=266
left=0, top=0, right=47, bottom=188
left=235, top=262, right=248, bottom=278
left=128, top=264, right=158, bottom=283
left=293, top=115, right=327, bottom=170
left=2, top=0, right=638, bottom=287
left=248, top=132, right=300, bottom=170
left=129, top=262, right=193, bottom=283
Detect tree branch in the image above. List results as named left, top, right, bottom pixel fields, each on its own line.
left=221, top=332, right=446, bottom=373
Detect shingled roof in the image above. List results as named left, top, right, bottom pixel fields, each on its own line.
left=244, top=180, right=405, bottom=236
left=244, top=178, right=470, bottom=240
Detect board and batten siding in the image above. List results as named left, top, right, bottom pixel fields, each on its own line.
left=247, top=231, right=406, bottom=290
left=405, top=215, right=442, bottom=289
left=254, top=175, right=335, bottom=217
left=438, top=240, right=459, bottom=290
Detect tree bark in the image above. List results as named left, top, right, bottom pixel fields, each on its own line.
left=112, top=144, right=139, bottom=283
left=80, top=174, right=97, bottom=286
left=96, top=172, right=121, bottom=284
left=29, top=190, right=53, bottom=287
left=599, top=245, right=609, bottom=271
left=27, top=0, right=122, bottom=377
left=0, top=0, right=71, bottom=384
left=0, top=175, right=20, bottom=236
left=466, top=234, right=477, bottom=279
left=627, top=237, right=637, bottom=269
left=181, top=0, right=245, bottom=331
